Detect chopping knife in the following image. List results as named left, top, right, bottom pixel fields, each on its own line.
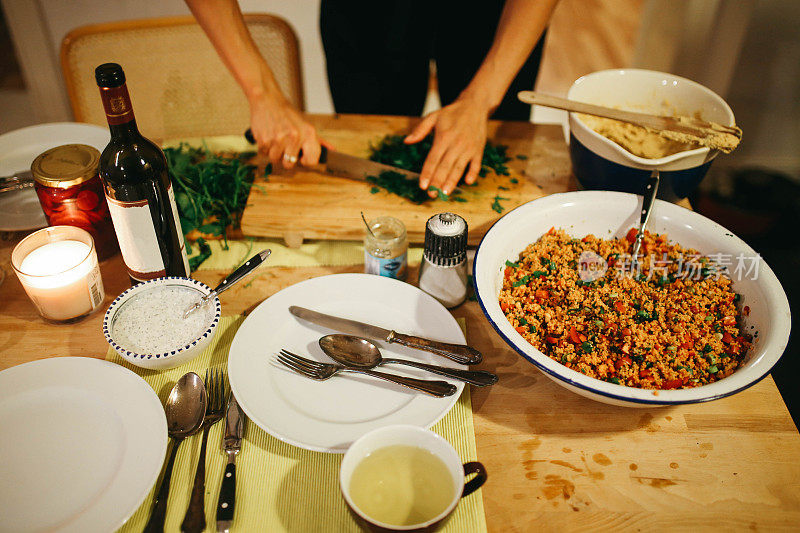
left=244, top=128, right=420, bottom=182
left=216, top=394, right=245, bottom=533
left=289, top=306, right=483, bottom=365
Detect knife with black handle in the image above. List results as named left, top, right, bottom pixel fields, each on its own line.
left=216, top=394, right=245, bottom=533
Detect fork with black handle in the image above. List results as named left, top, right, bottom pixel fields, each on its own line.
left=277, top=349, right=458, bottom=397
left=181, top=369, right=227, bottom=533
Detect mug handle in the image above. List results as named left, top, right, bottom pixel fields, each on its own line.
left=461, top=462, right=487, bottom=497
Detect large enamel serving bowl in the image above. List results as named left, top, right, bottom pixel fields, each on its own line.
left=567, top=69, right=735, bottom=201
left=473, top=191, right=791, bottom=407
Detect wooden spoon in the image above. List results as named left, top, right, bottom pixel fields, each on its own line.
left=518, top=91, right=742, bottom=153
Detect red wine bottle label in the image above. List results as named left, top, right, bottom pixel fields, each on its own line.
left=99, top=85, right=135, bottom=126
left=105, top=184, right=188, bottom=281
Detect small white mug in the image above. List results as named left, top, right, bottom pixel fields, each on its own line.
left=340, top=425, right=486, bottom=532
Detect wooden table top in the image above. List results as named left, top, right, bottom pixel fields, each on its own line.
left=1, top=115, right=799, bottom=531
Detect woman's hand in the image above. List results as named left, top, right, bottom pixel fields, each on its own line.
left=248, top=93, right=323, bottom=169
left=404, top=97, right=491, bottom=197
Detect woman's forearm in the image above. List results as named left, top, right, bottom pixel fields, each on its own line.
left=460, top=0, right=559, bottom=111
left=185, top=0, right=284, bottom=103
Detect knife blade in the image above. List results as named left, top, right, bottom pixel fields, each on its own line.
left=216, top=394, right=245, bottom=533
left=321, top=149, right=420, bottom=183
left=288, top=306, right=482, bottom=365
left=244, top=128, right=420, bottom=182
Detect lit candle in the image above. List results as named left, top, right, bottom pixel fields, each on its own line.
left=12, top=226, right=105, bottom=322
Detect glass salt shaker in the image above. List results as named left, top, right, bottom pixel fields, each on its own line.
left=418, top=213, right=468, bottom=308
left=364, top=216, right=408, bottom=281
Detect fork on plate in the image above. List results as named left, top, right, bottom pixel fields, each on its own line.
left=276, top=349, right=457, bottom=397
left=181, top=369, right=227, bottom=533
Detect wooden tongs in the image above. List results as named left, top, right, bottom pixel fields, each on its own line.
left=518, top=91, right=742, bottom=153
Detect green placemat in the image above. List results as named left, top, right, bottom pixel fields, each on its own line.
left=189, top=238, right=424, bottom=271
left=107, top=316, right=486, bottom=532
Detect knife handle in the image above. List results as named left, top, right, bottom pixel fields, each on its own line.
left=388, top=332, right=483, bottom=365
left=244, top=128, right=328, bottom=164
left=216, top=457, right=237, bottom=530
left=384, top=359, right=497, bottom=387
left=351, top=368, right=458, bottom=398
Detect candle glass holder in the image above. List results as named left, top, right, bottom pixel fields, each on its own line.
left=12, top=226, right=105, bottom=322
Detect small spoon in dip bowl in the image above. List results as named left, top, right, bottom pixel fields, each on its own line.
left=143, top=372, right=206, bottom=533
left=318, top=334, right=498, bottom=387
left=183, top=249, right=271, bottom=319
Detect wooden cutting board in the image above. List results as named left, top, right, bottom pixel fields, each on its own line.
left=240, top=114, right=573, bottom=245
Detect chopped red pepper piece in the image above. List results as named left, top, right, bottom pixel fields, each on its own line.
left=500, top=302, right=511, bottom=313
left=621, top=327, right=632, bottom=337
left=722, top=331, right=734, bottom=343
left=545, top=336, right=559, bottom=344
left=614, top=300, right=626, bottom=313
left=663, top=378, right=684, bottom=389
left=626, top=228, right=638, bottom=243
left=534, top=289, right=549, bottom=301
left=515, top=326, right=528, bottom=335
left=569, top=326, right=580, bottom=344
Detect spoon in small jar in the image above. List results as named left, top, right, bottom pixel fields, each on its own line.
left=143, top=372, right=206, bottom=533
left=184, top=249, right=271, bottom=319
left=319, top=334, right=498, bottom=387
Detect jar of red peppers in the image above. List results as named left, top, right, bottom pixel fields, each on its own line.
left=31, top=144, right=118, bottom=260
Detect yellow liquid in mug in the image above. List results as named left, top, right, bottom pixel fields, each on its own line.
left=349, top=445, right=455, bottom=526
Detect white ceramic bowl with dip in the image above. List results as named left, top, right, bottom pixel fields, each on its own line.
left=103, top=277, right=220, bottom=370
left=566, top=69, right=736, bottom=201
left=473, top=191, right=791, bottom=407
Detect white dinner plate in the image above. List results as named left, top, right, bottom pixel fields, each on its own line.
left=0, top=357, right=167, bottom=532
left=228, top=273, right=467, bottom=453
left=0, top=123, right=109, bottom=231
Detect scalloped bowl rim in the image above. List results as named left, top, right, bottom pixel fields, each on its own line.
left=103, top=276, right=221, bottom=362
left=473, top=191, right=791, bottom=405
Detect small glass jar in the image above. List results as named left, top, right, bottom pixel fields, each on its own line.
left=32, top=144, right=118, bottom=260
left=364, top=216, right=408, bottom=281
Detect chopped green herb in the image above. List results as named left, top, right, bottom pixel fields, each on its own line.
left=510, top=178, right=519, bottom=184
left=702, top=344, right=713, bottom=354
left=491, top=195, right=510, bottom=213
left=369, top=187, right=380, bottom=194
left=366, top=171, right=429, bottom=203
left=518, top=317, right=528, bottom=326
left=581, top=341, right=594, bottom=353
left=708, top=365, right=719, bottom=373
left=165, top=143, right=259, bottom=246
left=532, top=270, right=548, bottom=278
left=505, top=260, right=520, bottom=268
left=608, top=377, right=620, bottom=384
left=428, top=186, right=450, bottom=201
left=498, top=186, right=509, bottom=191
left=512, top=275, right=531, bottom=287
left=516, top=154, right=528, bottom=160
left=187, top=237, right=212, bottom=272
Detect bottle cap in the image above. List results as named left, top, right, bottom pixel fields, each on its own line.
left=31, top=144, right=100, bottom=189
left=95, top=63, right=126, bottom=88
left=423, top=213, right=468, bottom=266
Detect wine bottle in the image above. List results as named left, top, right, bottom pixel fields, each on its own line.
left=95, top=63, right=189, bottom=284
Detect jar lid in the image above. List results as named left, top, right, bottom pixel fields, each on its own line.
left=423, top=212, right=468, bottom=266
left=31, top=144, right=100, bottom=188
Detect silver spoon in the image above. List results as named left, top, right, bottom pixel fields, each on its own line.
left=143, top=372, right=207, bottom=533
left=630, top=170, right=660, bottom=269
left=319, top=334, right=498, bottom=387
left=184, top=249, right=271, bottom=318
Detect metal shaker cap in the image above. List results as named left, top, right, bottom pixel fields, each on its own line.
left=423, top=213, right=468, bottom=266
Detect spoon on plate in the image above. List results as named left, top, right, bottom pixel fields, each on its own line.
left=630, top=170, right=660, bottom=267
left=143, top=372, right=207, bottom=533
left=319, top=334, right=498, bottom=387
left=183, top=249, right=271, bottom=319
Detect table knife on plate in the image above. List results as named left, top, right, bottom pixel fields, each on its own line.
left=216, top=394, right=245, bottom=533
left=288, top=305, right=482, bottom=365
left=245, top=128, right=420, bottom=182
